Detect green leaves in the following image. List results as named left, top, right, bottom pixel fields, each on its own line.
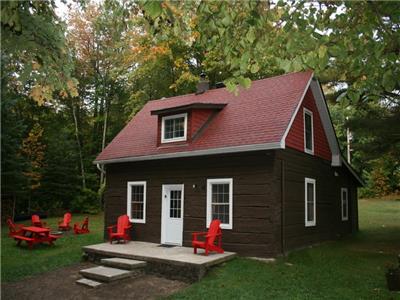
left=246, top=27, right=256, bottom=44
left=142, top=1, right=162, bottom=19
left=382, top=70, right=395, bottom=92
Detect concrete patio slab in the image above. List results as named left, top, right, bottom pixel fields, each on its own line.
left=101, top=257, right=147, bottom=270
left=83, top=241, right=236, bottom=267
left=83, top=241, right=236, bottom=281
left=79, top=266, right=132, bottom=282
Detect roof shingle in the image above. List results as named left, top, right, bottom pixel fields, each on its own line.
left=95, top=71, right=313, bottom=163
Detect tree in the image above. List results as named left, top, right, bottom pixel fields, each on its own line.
left=1, top=0, right=78, bottom=103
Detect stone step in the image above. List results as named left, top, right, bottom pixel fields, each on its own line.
left=76, top=278, right=103, bottom=288
left=79, top=266, right=132, bottom=282
left=101, top=257, right=147, bottom=270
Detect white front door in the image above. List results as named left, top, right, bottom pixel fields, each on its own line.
left=161, top=184, right=184, bottom=245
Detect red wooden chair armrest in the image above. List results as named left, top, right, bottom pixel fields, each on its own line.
left=192, top=232, right=207, bottom=241
left=192, top=231, right=207, bottom=236
left=206, top=232, right=222, bottom=239
left=107, top=225, right=116, bottom=234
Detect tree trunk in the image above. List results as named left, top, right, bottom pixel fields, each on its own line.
left=72, top=103, right=86, bottom=190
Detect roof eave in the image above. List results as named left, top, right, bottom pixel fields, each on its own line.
left=94, top=142, right=282, bottom=165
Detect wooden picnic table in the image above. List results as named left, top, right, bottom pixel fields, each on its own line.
left=14, top=226, right=60, bottom=249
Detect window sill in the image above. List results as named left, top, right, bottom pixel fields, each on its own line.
left=130, top=219, right=146, bottom=224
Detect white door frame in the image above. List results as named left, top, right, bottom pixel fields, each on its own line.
left=161, top=184, right=184, bottom=246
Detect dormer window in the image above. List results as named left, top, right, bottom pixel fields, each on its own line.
left=161, top=113, right=188, bottom=143
left=303, top=108, right=314, bottom=154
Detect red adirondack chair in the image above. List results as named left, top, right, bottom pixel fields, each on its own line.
left=192, top=219, right=224, bottom=256
left=6, top=218, right=24, bottom=237
left=58, top=212, right=72, bottom=231
left=74, top=217, right=89, bottom=234
left=31, top=214, right=47, bottom=228
left=107, top=215, right=132, bottom=244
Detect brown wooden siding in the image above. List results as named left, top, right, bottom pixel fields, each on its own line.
left=275, top=148, right=358, bottom=252
left=104, top=151, right=281, bottom=257
left=104, top=148, right=358, bottom=257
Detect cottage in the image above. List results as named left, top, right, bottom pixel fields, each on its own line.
left=95, top=71, right=362, bottom=257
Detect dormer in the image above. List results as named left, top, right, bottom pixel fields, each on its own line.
left=151, top=103, right=226, bottom=146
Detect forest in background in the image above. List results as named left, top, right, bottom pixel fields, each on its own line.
left=1, top=0, right=399, bottom=217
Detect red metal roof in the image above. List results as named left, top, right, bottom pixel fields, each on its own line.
left=95, top=71, right=314, bottom=163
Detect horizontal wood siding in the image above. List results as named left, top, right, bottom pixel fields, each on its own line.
left=104, top=151, right=280, bottom=257
left=276, top=148, right=358, bottom=252
left=286, top=88, right=332, bottom=161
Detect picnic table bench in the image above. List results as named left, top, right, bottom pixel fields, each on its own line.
left=14, top=226, right=60, bottom=249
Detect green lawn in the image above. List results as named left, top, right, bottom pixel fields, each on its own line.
left=171, top=198, right=400, bottom=299
left=1, top=213, right=104, bottom=282
left=2, top=199, right=399, bottom=299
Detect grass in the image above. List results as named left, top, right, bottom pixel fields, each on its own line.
left=1, top=198, right=399, bottom=299
left=170, top=197, right=400, bottom=299
left=1, top=213, right=104, bottom=282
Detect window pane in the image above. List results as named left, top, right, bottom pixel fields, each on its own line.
left=131, top=184, right=144, bottom=220
left=212, top=184, right=229, bottom=204
left=305, top=113, right=312, bottom=150
left=169, top=190, right=181, bottom=219
left=164, top=116, right=185, bottom=140
left=212, top=203, right=229, bottom=224
left=307, top=182, right=314, bottom=222
left=210, top=182, right=231, bottom=225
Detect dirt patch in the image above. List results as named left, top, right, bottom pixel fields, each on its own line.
left=1, top=262, right=189, bottom=300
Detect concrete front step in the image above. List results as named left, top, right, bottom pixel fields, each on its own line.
left=79, top=266, right=132, bottom=282
left=101, top=258, right=147, bottom=270
left=76, top=278, right=103, bottom=288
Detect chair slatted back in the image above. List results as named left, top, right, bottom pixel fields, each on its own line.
left=31, top=214, right=40, bottom=225
left=7, top=219, right=17, bottom=234
left=207, top=219, right=222, bottom=246
left=82, top=217, right=89, bottom=230
left=117, top=215, right=130, bottom=234
left=64, top=212, right=72, bottom=224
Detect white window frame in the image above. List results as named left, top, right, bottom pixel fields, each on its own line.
left=161, top=113, right=188, bottom=143
left=303, top=108, right=314, bottom=155
left=341, top=187, right=349, bottom=221
left=305, top=177, right=316, bottom=227
left=206, top=178, right=233, bottom=230
left=127, top=181, right=147, bottom=223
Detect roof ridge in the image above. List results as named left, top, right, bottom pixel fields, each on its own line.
left=148, top=70, right=313, bottom=104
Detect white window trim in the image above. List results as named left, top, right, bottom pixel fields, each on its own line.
left=305, top=177, right=316, bottom=227
left=303, top=108, right=314, bottom=155
left=341, top=187, right=349, bottom=221
left=206, top=178, right=233, bottom=230
left=161, top=113, right=188, bottom=143
left=127, top=181, right=147, bottom=223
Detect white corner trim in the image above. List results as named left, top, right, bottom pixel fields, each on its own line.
left=127, top=181, right=147, bottom=223
left=303, top=107, right=314, bottom=155
left=305, top=177, right=316, bottom=227
left=309, top=80, right=342, bottom=166
left=206, top=178, right=233, bottom=230
left=280, top=73, right=314, bottom=148
left=94, top=142, right=283, bottom=165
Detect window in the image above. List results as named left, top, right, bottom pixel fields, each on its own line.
left=161, top=113, right=187, bottom=143
left=127, top=181, right=146, bottom=223
left=169, top=190, right=182, bottom=218
left=305, top=178, right=316, bottom=227
left=207, top=178, right=233, bottom=230
left=303, top=108, right=314, bottom=154
left=341, top=188, right=349, bottom=221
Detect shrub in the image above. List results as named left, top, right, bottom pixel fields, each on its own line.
left=71, top=188, right=101, bottom=214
